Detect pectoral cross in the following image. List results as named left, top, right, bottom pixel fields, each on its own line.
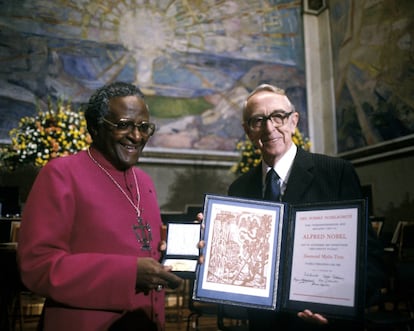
left=133, top=216, right=152, bottom=250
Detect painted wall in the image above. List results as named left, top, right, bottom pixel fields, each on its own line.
left=329, top=0, right=414, bottom=153
left=0, top=0, right=308, bottom=151
left=0, top=0, right=308, bottom=214
left=308, top=0, right=414, bottom=235
left=0, top=0, right=413, bottom=225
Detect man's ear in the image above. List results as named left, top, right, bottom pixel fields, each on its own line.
left=242, top=122, right=251, bottom=138
left=89, top=126, right=98, bottom=140
left=290, top=112, right=299, bottom=134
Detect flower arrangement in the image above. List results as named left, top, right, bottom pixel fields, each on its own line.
left=0, top=100, right=91, bottom=171
left=231, top=128, right=311, bottom=175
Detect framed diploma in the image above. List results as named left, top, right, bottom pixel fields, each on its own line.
left=193, top=194, right=367, bottom=320
left=193, top=194, right=286, bottom=310
left=162, top=221, right=201, bottom=278
left=281, top=200, right=367, bottom=319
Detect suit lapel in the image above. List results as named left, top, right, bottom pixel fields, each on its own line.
left=248, top=165, right=263, bottom=199
left=282, top=149, right=314, bottom=203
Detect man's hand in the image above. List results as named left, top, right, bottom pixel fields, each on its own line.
left=195, top=212, right=205, bottom=264
left=297, top=309, right=328, bottom=325
left=135, top=257, right=183, bottom=293
left=196, top=212, right=203, bottom=223
left=158, top=240, right=167, bottom=252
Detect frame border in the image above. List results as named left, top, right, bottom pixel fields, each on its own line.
left=193, top=194, right=285, bottom=310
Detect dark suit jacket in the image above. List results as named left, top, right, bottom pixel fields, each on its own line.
left=229, top=148, right=363, bottom=204
left=228, top=148, right=385, bottom=331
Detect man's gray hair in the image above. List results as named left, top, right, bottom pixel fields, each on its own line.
left=243, top=84, right=295, bottom=122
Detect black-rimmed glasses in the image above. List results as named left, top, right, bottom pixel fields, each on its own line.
left=247, top=111, right=293, bottom=130
left=102, top=118, right=156, bottom=136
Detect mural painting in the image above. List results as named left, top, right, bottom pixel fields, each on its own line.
left=0, top=0, right=307, bottom=152
left=330, top=0, right=414, bottom=153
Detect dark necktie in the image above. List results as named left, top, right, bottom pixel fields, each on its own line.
left=264, top=169, right=280, bottom=201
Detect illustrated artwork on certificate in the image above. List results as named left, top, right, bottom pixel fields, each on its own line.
left=206, top=209, right=273, bottom=289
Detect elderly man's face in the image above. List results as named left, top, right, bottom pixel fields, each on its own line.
left=94, top=95, right=152, bottom=170
left=243, top=91, right=299, bottom=167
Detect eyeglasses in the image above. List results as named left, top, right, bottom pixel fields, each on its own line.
left=247, top=111, right=293, bottom=131
left=102, top=118, right=156, bottom=136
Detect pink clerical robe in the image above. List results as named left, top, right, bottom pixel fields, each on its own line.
left=17, top=148, right=165, bottom=331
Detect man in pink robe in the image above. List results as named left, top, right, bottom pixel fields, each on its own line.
left=17, top=82, right=182, bottom=331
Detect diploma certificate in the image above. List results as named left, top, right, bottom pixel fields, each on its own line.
left=282, top=200, right=367, bottom=319
left=289, top=208, right=358, bottom=306
left=193, top=195, right=367, bottom=320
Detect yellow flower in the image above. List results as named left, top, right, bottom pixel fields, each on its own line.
left=231, top=128, right=311, bottom=175
left=0, top=99, right=91, bottom=170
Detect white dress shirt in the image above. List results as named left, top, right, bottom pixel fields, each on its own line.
left=262, top=143, right=297, bottom=198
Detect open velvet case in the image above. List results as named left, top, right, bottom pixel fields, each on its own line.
left=162, top=221, right=202, bottom=278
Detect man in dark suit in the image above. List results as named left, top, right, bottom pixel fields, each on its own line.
left=227, top=84, right=384, bottom=331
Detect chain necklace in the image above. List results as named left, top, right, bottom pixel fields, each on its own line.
left=87, top=148, right=152, bottom=250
